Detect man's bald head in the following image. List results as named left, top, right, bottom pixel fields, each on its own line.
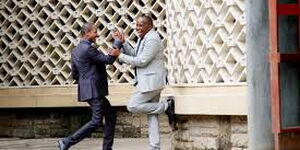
left=138, top=14, right=153, bottom=27
left=81, top=22, right=95, bottom=36
left=80, top=22, right=98, bottom=43
left=136, top=14, right=154, bottom=38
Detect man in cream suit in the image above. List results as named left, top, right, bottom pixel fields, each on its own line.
left=113, top=14, right=176, bottom=150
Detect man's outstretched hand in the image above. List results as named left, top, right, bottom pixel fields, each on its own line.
left=113, top=29, right=125, bottom=43
left=108, top=48, right=120, bottom=57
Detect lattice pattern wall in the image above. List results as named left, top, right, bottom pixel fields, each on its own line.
left=0, top=0, right=166, bottom=87
left=167, top=0, right=246, bottom=85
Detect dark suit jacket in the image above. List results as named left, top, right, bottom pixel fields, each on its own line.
left=71, top=40, right=116, bottom=101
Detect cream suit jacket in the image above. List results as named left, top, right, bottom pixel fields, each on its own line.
left=119, top=28, right=167, bottom=92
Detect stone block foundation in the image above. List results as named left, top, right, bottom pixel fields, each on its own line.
left=172, top=115, right=248, bottom=150
left=0, top=108, right=248, bottom=149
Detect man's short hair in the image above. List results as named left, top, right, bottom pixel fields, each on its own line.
left=139, top=14, right=153, bottom=26
left=81, top=22, right=94, bottom=36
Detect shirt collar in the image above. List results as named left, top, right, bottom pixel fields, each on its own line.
left=139, top=28, right=155, bottom=40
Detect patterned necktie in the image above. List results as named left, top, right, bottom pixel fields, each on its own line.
left=135, top=38, right=143, bottom=55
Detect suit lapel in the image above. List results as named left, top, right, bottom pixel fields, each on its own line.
left=135, top=29, right=155, bottom=55
left=135, top=38, right=144, bottom=55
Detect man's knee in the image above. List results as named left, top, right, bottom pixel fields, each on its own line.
left=91, top=117, right=102, bottom=127
left=127, top=105, right=139, bottom=113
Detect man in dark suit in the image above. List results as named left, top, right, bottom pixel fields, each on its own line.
left=57, top=22, right=120, bottom=150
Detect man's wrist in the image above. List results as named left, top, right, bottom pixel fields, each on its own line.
left=113, top=40, right=123, bottom=49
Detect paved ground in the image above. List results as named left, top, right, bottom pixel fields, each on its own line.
left=0, top=138, right=172, bottom=150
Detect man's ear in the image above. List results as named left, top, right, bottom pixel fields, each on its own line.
left=84, top=31, right=90, bottom=37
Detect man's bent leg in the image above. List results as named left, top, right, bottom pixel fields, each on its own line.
left=102, top=98, right=117, bottom=150
left=127, top=89, right=167, bottom=114
left=128, top=91, right=162, bottom=150
left=63, top=98, right=103, bottom=147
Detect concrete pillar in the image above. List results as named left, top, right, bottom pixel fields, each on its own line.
left=246, top=0, right=274, bottom=150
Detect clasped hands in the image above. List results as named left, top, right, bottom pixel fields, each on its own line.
left=107, top=48, right=120, bottom=57
left=107, top=28, right=125, bottom=57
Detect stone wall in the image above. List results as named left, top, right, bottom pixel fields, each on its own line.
left=0, top=108, right=248, bottom=149
left=0, top=107, right=170, bottom=138
left=93, top=107, right=171, bottom=138
left=173, top=115, right=248, bottom=150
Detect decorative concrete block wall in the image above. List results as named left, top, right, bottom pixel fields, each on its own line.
left=166, top=0, right=246, bottom=85
left=0, top=0, right=167, bottom=87
left=0, top=0, right=246, bottom=87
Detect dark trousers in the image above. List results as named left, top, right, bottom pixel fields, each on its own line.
left=63, top=97, right=116, bottom=150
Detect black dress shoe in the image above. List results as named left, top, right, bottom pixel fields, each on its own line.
left=165, top=97, right=176, bottom=128
left=57, top=139, right=68, bottom=150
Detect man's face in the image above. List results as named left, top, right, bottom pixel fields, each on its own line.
left=136, top=17, right=152, bottom=38
left=86, top=26, right=98, bottom=43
